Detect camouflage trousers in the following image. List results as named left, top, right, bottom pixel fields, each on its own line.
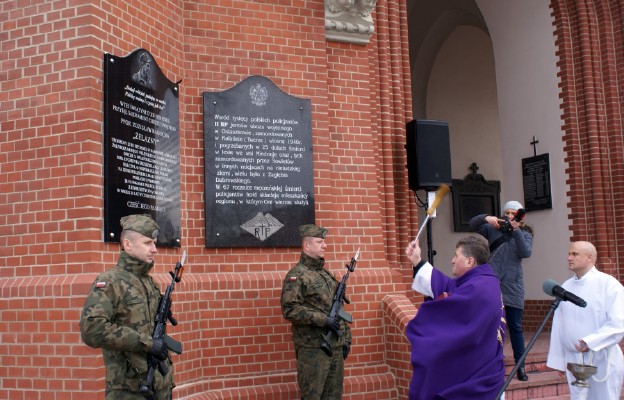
left=295, top=346, right=344, bottom=400
left=105, top=388, right=172, bottom=400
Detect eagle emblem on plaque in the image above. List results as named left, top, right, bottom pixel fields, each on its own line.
left=249, top=83, right=268, bottom=106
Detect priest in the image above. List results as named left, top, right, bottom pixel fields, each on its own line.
left=405, top=235, right=506, bottom=400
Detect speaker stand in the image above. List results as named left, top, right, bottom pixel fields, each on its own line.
left=426, top=217, right=435, bottom=264
left=424, top=192, right=436, bottom=264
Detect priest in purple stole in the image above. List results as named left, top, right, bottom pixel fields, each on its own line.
left=405, top=235, right=506, bottom=400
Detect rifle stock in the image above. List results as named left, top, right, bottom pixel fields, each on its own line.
left=139, top=250, right=186, bottom=399
left=320, top=248, right=359, bottom=357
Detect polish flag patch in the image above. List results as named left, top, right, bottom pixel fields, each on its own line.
left=95, top=281, right=107, bottom=288
left=289, top=277, right=297, bottom=281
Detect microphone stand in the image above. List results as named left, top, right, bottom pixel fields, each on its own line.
left=494, top=297, right=561, bottom=400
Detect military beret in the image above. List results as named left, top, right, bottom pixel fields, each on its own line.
left=120, top=214, right=160, bottom=239
left=298, top=224, right=327, bottom=239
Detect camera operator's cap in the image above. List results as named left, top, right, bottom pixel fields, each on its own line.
left=503, top=200, right=523, bottom=211
left=298, top=224, right=328, bottom=239
left=120, top=214, right=160, bottom=239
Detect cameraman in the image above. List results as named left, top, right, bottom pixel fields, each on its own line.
left=469, top=200, right=533, bottom=381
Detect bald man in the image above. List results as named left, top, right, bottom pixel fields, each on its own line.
left=547, top=241, right=624, bottom=400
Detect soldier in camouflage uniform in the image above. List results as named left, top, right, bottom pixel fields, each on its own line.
left=280, top=224, right=352, bottom=400
left=80, top=214, right=175, bottom=400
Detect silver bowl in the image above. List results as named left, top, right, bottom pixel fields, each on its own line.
left=567, top=362, right=598, bottom=388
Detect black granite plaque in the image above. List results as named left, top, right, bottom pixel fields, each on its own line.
left=103, top=49, right=181, bottom=247
left=522, top=154, right=552, bottom=212
left=203, top=76, right=314, bottom=247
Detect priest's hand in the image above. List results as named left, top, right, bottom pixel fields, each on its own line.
left=406, top=240, right=422, bottom=266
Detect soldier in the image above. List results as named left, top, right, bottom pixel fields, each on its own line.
left=80, top=214, right=175, bottom=400
left=132, top=52, right=153, bottom=88
left=280, top=224, right=352, bottom=400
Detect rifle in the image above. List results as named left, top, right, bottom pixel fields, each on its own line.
left=139, top=250, right=186, bottom=399
left=320, top=248, right=360, bottom=357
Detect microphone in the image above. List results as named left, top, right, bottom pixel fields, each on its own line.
left=543, top=279, right=587, bottom=307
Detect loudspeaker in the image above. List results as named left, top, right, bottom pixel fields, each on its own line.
left=405, top=119, right=452, bottom=191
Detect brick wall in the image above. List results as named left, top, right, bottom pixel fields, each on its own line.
left=523, top=300, right=554, bottom=333
left=382, top=294, right=418, bottom=400
left=551, top=0, right=624, bottom=282
left=0, top=1, right=417, bottom=399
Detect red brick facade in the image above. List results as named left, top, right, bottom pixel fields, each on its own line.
left=1, top=0, right=623, bottom=399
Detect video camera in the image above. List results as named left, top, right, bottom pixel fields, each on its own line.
left=499, top=208, right=526, bottom=233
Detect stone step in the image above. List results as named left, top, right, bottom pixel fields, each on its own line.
left=499, top=332, right=624, bottom=400
left=500, top=333, right=568, bottom=400
left=503, top=370, right=568, bottom=400
left=502, top=358, right=624, bottom=400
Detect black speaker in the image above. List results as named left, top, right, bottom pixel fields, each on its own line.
left=405, top=119, right=452, bottom=191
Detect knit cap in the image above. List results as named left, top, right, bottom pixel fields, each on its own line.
left=502, top=200, right=523, bottom=211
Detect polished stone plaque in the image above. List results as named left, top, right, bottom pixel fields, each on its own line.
left=203, top=76, right=314, bottom=247
left=522, top=154, right=552, bottom=212
left=103, top=48, right=181, bottom=247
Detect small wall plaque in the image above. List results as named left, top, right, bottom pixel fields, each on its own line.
left=522, top=154, right=553, bottom=211
left=451, top=163, right=501, bottom=232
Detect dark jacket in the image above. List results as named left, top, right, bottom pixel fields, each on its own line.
left=469, top=214, right=533, bottom=309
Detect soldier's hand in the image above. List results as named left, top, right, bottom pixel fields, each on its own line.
left=150, top=337, right=169, bottom=360
left=343, top=342, right=351, bottom=360
left=325, top=316, right=340, bottom=335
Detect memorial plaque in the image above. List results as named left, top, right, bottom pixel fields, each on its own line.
left=103, top=49, right=181, bottom=247
left=451, top=165, right=501, bottom=232
left=203, top=76, right=314, bottom=247
left=522, top=153, right=552, bottom=212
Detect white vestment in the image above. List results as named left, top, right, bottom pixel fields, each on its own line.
left=546, top=267, right=624, bottom=400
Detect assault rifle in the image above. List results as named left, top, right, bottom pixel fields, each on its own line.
left=139, top=251, right=186, bottom=399
left=320, top=248, right=360, bottom=357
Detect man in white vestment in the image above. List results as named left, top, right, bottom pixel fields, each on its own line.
left=547, top=241, right=624, bottom=400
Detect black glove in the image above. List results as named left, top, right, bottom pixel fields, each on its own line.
left=149, top=337, right=169, bottom=360
left=325, top=316, right=340, bottom=335
left=343, top=342, right=351, bottom=360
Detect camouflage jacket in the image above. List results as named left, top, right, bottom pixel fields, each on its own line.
left=281, top=252, right=352, bottom=348
left=79, top=251, right=174, bottom=392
